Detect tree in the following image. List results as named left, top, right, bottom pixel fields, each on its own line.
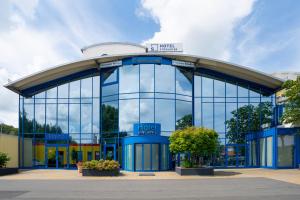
left=281, top=76, right=300, bottom=125
left=176, top=114, right=192, bottom=130
left=0, top=123, right=18, bottom=135
left=225, top=102, right=272, bottom=144
left=0, top=152, right=10, bottom=168
left=169, top=127, right=218, bottom=167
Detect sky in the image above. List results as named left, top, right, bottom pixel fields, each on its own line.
left=0, top=0, right=300, bottom=127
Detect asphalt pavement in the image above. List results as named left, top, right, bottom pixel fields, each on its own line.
left=0, top=178, right=300, bottom=200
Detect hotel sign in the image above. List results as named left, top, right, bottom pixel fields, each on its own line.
left=172, top=60, right=195, bottom=68
left=146, top=43, right=183, bottom=52
left=133, top=123, right=161, bottom=136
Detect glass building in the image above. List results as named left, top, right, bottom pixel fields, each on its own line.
left=5, top=42, right=300, bottom=170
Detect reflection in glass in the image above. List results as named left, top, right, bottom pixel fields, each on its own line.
left=119, top=65, right=139, bottom=94
left=135, top=144, right=142, bottom=171
left=152, top=144, right=159, bottom=170
left=140, top=99, right=154, bottom=123
left=155, top=99, right=175, bottom=134
left=155, top=64, right=175, bottom=93
left=102, top=101, right=118, bottom=134
left=277, top=135, right=294, bottom=167
left=81, top=77, right=92, bottom=97
left=144, top=144, right=151, bottom=170
left=202, top=77, right=213, bottom=97
left=140, top=64, right=154, bottom=93
left=176, top=100, right=192, bottom=130
left=119, top=99, right=139, bottom=134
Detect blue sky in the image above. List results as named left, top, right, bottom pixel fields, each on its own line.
left=0, top=0, right=300, bottom=126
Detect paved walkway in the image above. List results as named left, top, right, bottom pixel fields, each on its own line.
left=1, top=168, right=300, bottom=185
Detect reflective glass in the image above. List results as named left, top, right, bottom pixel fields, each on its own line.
left=119, top=65, right=139, bottom=94
left=277, top=135, right=294, bottom=167
left=81, top=104, right=92, bottom=133
left=102, top=68, right=118, bottom=85
left=140, top=99, right=154, bottom=123
left=57, top=104, right=68, bottom=134
left=119, top=99, right=139, bottom=134
left=176, top=100, right=192, bottom=130
left=81, top=77, right=92, bottom=97
left=155, top=64, right=175, bottom=93
left=35, top=104, right=45, bottom=134
left=194, top=75, right=201, bottom=97
left=155, top=99, right=175, bottom=133
left=226, top=82, right=237, bottom=97
left=58, top=83, right=68, bottom=98
left=102, top=101, right=118, bottom=134
left=144, top=144, right=151, bottom=171
left=202, top=103, right=213, bottom=129
left=140, top=64, right=154, bottom=92
left=202, top=77, right=213, bottom=97
left=214, top=80, right=225, bottom=97
left=135, top=144, right=142, bottom=171
left=176, top=67, right=192, bottom=96
left=151, top=144, right=159, bottom=170
left=214, top=103, right=225, bottom=133
left=46, top=104, right=57, bottom=133
left=93, top=76, right=100, bottom=97
left=70, top=80, right=80, bottom=98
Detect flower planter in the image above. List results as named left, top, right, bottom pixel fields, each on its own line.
left=0, top=168, right=18, bottom=176
left=175, top=166, right=214, bottom=176
left=82, top=168, right=120, bottom=176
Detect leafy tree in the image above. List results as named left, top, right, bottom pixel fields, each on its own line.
left=176, top=114, right=192, bottom=130
left=225, top=102, right=272, bottom=144
left=281, top=76, right=300, bottom=125
left=0, top=152, right=10, bottom=168
left=169, top=127, right=218, bottom=167
left=0, top=123, right=18, bottom=135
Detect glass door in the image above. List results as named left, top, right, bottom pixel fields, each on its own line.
left=134, top=144, right=160, bottom=171
left=46, top=145, right=68, bottom=168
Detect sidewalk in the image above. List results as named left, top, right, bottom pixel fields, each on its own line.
left=1, top=168, right=300, bottom=185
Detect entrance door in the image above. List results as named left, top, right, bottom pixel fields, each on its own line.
left=134, top=144, right=159, bottom=171
left=226, top=145, right=245, bottom=167
left=46, top=145, right=68, bottom=168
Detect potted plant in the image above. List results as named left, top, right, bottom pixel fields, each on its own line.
left=0, top=152, right=17, bottom=176
left=169, top=127, right=218, bottom=176
left=76, top=161, right=83, bottom=173
left=82, top=160, right=120, bottom=176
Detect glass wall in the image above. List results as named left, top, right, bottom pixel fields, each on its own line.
left=20, top=75, right=100, bottom=168
left=19, top=56, right=276, bottom=169
left=277, top=135, right=294, bottom=167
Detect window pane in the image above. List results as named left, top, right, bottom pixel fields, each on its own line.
left=144, top=144, right=151, bottom=171
left=58, top=83, right=68, bottom=98
left=93, top=76, right=100, bottom=97
left=155, top=99, right=175, bottom=134
left=203, top=103, right=213, bottom=129
left=260, top=138, right=266, bottom=167
left=102, top=68, right=118, bottom=85
left=81, top=77, right=92, bottom=97
left=214, top=80, right=225, bottom=97
left=194, top=75, right=201, bottom=97
left=175, top=67, right=192, bottom=96
left=215, top=103, right=225, bottom=133
left=102, top=101, right=118, bottom=134
left=202, top=77, right=213, bottom=97
left=140, top=99, right=154, bottom=123
left=81, top=104, right=92, bottom=133
left=57, top=104, right=68, bottom=134
left=194, top=98, right=201, bottom=127
left=46, top=104, right=57, bottom=133
left=119, top=99, right=139, bottom=134
left=140, top=64, right=154, bottom=92
left=119, top=65, right=139, bottom=94
left=266, top=136, right=273, bottom=167
left=135, top=144, right=142, bottom=171
left=70, top=80, right=80, bottom=98
left=35, top=104, right=45, bottom=134
left=155, top=64, right=175, bottom=93
left=277, top=135, right=294, bottom=167
left=151, top=144, right=159, bottom=170
left=176, top=100, right=192, bottom=130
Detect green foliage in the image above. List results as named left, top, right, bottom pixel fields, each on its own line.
left=225, top=102, right=272, bottom=144
left=0, top=123, right=18, bottom=135
left=281, top=76, right=300, bottom=125
left=176, top=114, right=192, bottom=130
left=0, top=152, right=10, bottom=168
left=102, top=104, right=119, bottom=135
left=83, top=159, right=120, bottom=171
left=169, top=127, right=218, bottom=167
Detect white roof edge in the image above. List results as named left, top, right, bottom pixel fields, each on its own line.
left=4, top=52, right=284, bottom=94
left=80, top=42, right=147, bottom=52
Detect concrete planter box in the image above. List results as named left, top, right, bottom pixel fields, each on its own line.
left=0, top=168, right=18, bottom=176
left=176, top=166, right=214, bottom=176
left=82, top=168, right=120, bottom=176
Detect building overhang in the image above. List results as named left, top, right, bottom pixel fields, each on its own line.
left=4, top=53, right=284, bottom=97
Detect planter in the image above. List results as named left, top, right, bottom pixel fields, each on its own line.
left=0, top=168, right=18, bottom=176
left=175, top=166, right=214, bottom=176
left=82, top=168, right=120, bottom=176
left=77, top=162, right=83, bottom=173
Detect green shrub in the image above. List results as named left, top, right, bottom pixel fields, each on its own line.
left=169, top=126, right=218, bottom=167
left=83, top=160, right=119, bottom=171
left=0, top=152, right=10, bottom=168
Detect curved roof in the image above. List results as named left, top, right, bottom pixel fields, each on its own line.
left=4, top=53, right=283, bottom=97
left=81, top=42, right=147, bottom=52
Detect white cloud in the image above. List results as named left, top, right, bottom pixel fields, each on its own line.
left=140, top=0, right=256, bottom=60
left=0, top=0, right=121, bottom=127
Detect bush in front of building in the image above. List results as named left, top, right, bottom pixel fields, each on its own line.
left=83, top=159, right=119, bottom=171
left=0, top=152, right=10, bottom=168
left=82, top=160, right=120, bottom=176
left=169, top=127, right=218, bottom=168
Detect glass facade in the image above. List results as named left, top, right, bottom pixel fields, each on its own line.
left=19, top=56, right=277, bottom=170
